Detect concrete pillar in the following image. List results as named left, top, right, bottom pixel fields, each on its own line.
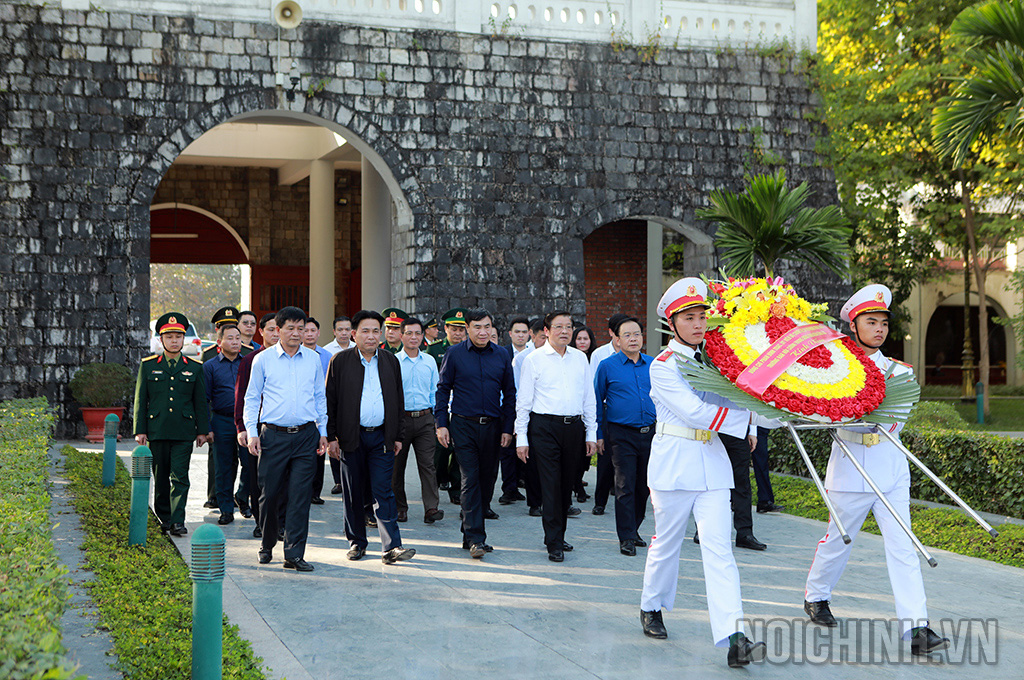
left=309, top=159, right=335, bottom=340
left=646, top=221, right=663, bottom=353
left=361, top=157, right=392, bottom=312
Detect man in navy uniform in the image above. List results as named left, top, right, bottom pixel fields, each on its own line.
left=427, top=308, right=468, bottom=503
left=203, top=322, right=250, bottom=525
left=134, top=312, right=211, bottom=537
left=802, top=284, right=949, bottom=657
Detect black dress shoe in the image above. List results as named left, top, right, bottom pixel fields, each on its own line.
left=240, top=507, right=253, bottom=519
left=424, top=508, right=444, bottom=523
left=640, top=610, right=667, bottom=639
left=397, top=510, right=408, bottom=522
left=528, top=506, right=542, bottom=517
left=804, top=600, right=838, bottom=627
left=234, top=495, right=250, bottom=514
left=310, top=496, right=325, bottom=505
left=561, top=541, right=573, bottom=552
left=511, top=490, right=526, bottom=500
left=757, top=502, right=785, bottom=514
left=592, top=505, right=605, bottom=516
left=258, top=549, right=272, bottom=564
left=217, top=513, right=234, bottom=525
left=632, top=536, right=647, bottom=547
left=331, top=483, right=343, bottom=495
left=727, top=635, right=766, bottom=667
left=169, top=523, right=188, bottom=536
left=693, top=531, right=699, bottom=544
left=449, top=493, right=461, bottom=504
left=911, top=627, right=950, bottom=656
left=252, top=526, right=262, bottom=538
left=484, top=508, right=499, bottom=520
left=284, top=558, right=314, bottom=572
left=566, top=506, right=581, bottom=517
left=736, top=535, right=767, bottom=551
left=365, top=514, right=378, bottom=528
left=620, top=540, right=636, bottom=556
left=439, top=481, right=451, bottom=491
left=498, top=495, right=514, bottom=505
left=576, top=491, right=590, bottom=503
left=203, top=500, right=217, bottom=509
left=382, top=546, right=416, bottom=564
left=347, top=545, right=366, bottom=561
left=469, top=543, right=487, bottom=559
left=548, top=550, right=564, bottom=562
left=159, top=523, right=171, bottom=534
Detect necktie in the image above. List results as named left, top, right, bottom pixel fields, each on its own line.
left=693, top=351, right=702, bottom=364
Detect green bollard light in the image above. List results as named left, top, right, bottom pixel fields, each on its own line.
left=102, top=413, right=119, bottom=487
left=976, top=381, right=984, bottom=425
left=191, top=524, right=225, bottom=680
left=128, top=445, right=152, bottom=547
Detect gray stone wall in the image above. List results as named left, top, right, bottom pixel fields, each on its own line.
left=0, top=4, right=843, bottom=435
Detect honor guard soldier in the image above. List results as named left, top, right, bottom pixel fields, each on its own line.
left=803, top=284, right=949, bottom=656
left=427, top=308, right=468, bottom=502
left=134, top=312, right=211, bottom=537
left=380, top=308, right=408, bottom=354
left=638, top=278, right=767, bottom=668
left=202, top=306, right=256, bottom=362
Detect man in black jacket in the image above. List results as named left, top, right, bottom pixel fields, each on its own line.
left=326, top=309, right=416, bottom=565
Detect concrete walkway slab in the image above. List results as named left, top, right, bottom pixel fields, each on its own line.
left=63, top=440, right=1022, bottom=678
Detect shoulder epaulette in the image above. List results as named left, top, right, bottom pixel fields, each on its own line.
left=655, top=349, right=674, bottom=362
left=183, top=355, right=201, bottom=365
left=893, top=359, right=913, bottom=369
left=141, top=354, right=159, bottom=362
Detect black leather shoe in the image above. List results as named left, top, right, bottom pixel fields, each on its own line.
left=566, top=506, right=581, bottom=517
left=284, top=558, right=314, bottom=572
left=484, top=508, right=499, bottom=520
left=234, top=495, right=251, bottom=516
left=528, top=506, right=542, bottom=517
left=169, top=523, right=188, bottom=536
left=632, top=536, right=647, bottom=547
left=548, top=550, right=564, bottom=562
left=576, top=491, right=590, bottom=503
left=511, top=490, right=525, bottom=500
left=424, top=508, right=444, bottom=523
left=258, top=549, right=271, bottom=564
left=911, top=627, right=949, bottom=656
left=439, top=481, right=451, bottom=491
left=640, top=610, right=667, bottom=639
left=727, top=636, right=766, bottom=667
left=757, top=502, right=785, bottom=514
left=693, top=531, right=699, bottom=544
left=620, top=540, right=636, bottom=556
left=382, top=546, right=416, bottom=564
left=561, top=541, right=573, bottom=552
left=804, top=600, right=838, bottom=627
left=159, top=523, right=170, bottom=534
left=252, top=526, right=262, bottom=538
left=498, top=494, right=516, bottom=505
left=736, top=535, right=767, bottom=551
left=310, top=496, right=325, bottom=505
left=365, top=514, right=377, bottom=528
left=331, top=483, right=343, bottom=495
left=240, top=507, right=252, bottom=519
left=592, top=505, right=605, bottom=516
left=203, top=500, right=217, bottom=509
left=397, top=510, right=408, bottom=522
left=469, top=543, right=487, bottom=559
left=347, top=545, right=366, bottom=561
left=217, top=513, right=234, bottom=525
left=449, top=492, right=461, bottom=504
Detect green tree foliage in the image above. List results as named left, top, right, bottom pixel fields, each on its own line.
left=150, top=264, right=243, bottom=337
left=697, top=170, right=850, bottom=278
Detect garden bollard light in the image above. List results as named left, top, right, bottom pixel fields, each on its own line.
left=128, top=445, right=152, bottom=547
left=976, top=381, right=984, bottom=425
left=102, top=413, right=119, bottom=487
left=191, top=524, right=225, bottom=680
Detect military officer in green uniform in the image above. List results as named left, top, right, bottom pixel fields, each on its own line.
left=134, top=312, right=212, bottom=536
left=380, top=307, right=408, bottom=354
left=426, top=308, right=468, bottom=503
left=202, top=306, right=256, bottom=362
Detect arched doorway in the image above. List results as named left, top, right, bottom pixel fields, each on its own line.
left=924, top=297, right=1009, bottom=385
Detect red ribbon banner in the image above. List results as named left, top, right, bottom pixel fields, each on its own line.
left=734, top=323, right=845, bottom=398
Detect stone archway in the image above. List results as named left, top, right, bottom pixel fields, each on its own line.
left=924, top=294, right=1012, bottom=386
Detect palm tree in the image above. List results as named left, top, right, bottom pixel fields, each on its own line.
left=696, top=170, right=851, bottom=279
left=932, top=0, right=1024, bottom=165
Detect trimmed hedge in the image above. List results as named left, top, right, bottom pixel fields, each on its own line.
left=767, top=403, right=1024, bottom=519
left=62, top=445, right=268, bottom=680
left=0, top=398, right=79, bottom=680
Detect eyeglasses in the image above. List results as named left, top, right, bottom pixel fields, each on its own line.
left=619, top=331, right=643, bottom=340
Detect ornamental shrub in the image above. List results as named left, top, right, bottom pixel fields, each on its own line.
left=69, top=363, right=134, bottom=407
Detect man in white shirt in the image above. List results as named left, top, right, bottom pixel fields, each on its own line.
left=323, top=315, right=353, bottom=354
left=516, top=311, right=597, bottom=562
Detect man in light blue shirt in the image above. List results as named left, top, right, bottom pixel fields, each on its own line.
left=244, top=306, right=328, bottom=573
left=392, top=316, right=444, bottom=524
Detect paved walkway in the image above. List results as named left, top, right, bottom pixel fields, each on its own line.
left=65, top=440, right=1021, bottom=679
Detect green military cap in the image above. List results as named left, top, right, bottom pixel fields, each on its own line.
left=425, top=317, right=439, bottom=330
left=381, top=307, right=408, bottom=328
left=441, top=308, right=468, bottom=326
left=156, top=312, right=189, bottom=335
left=211, top=306, right=241, bottom=327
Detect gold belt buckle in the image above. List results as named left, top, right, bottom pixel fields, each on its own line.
left=696, top=429, right=712, bottom=442
left=863, top=433, right=879, bottom=447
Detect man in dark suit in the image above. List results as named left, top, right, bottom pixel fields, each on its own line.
left=326, top=309, right=416, bottom=565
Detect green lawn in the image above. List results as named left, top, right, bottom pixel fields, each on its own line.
left=932, top=398, right=1024, bottom=431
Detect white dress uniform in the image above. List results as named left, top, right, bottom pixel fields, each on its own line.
left=804, top=284, right=929, bottom=638
left=640, top=279, right=755, bottom=648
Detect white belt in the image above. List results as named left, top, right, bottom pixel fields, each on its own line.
left=837, top=429, right=880, bottom=447
left=655, top=422, right=714, bottom=442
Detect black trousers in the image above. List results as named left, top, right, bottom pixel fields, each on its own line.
left=523, top=446, right=542, bottom=508
left=257, top=424, right=318, bottom=560
left=607, top=422, right=654, bottom=542
left=499, top=442, right=523, bottom=497
left=528, top=414, right=584, bottom=550
left=751, top=426, right=776, bottom=507
left=719, top=431, right=754, bottom=539
left=434, top=437, right=461, bottom=489
left=450, top=416, right=501, bottom=545
left=329, top=455, right=342, bottom=486
left=592, top=446, right=614, bottom=507
left=312, top=453, right=326, bottom=499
